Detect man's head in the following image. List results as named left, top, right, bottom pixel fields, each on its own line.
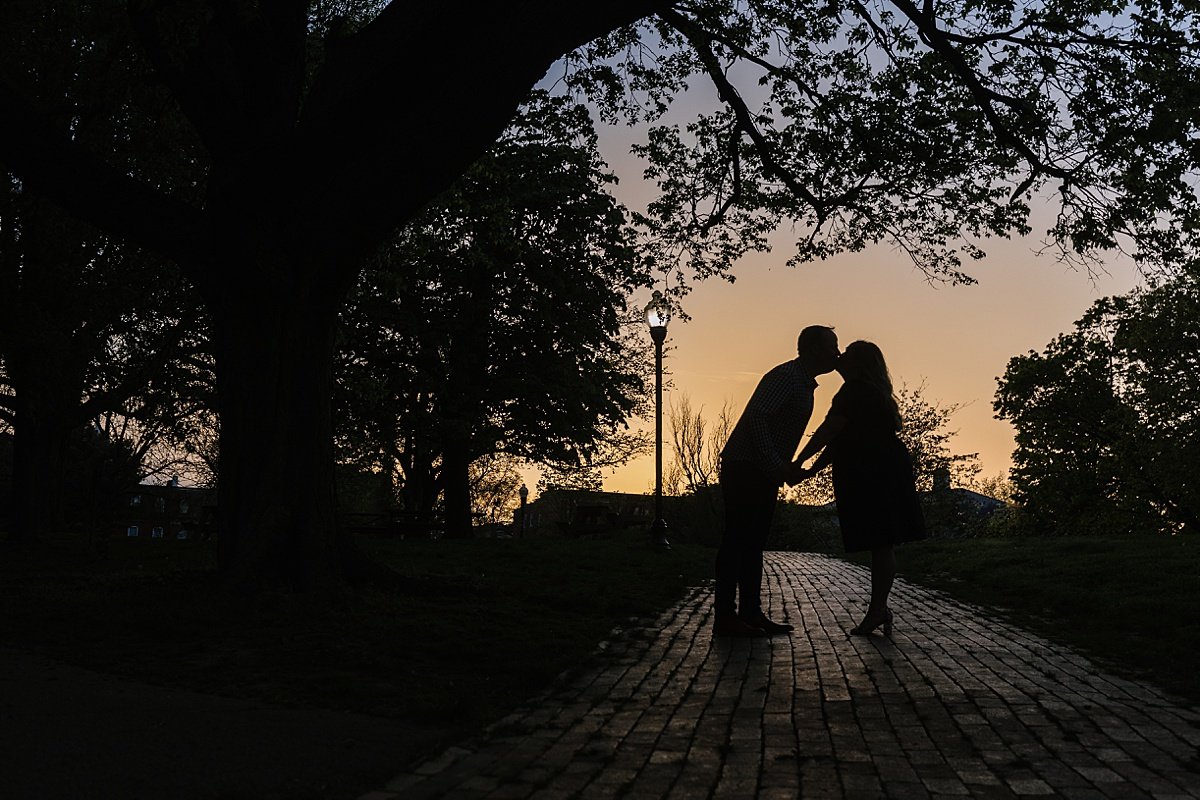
left=796, top=325, right=840, bottom=375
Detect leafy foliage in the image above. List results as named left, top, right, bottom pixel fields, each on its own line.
left=335, top=92, right=653, bottom=521
left=896, top=382, right=982, bottom=492
left=0, top=1, right=214, bottom=536
left=535, top=426, right=654, bottom=493
left=565, top=0, right=1200, bottom=289
left=5, top=0, right=1200, bottom=583
left=996, top=275, right=1200, bottom=535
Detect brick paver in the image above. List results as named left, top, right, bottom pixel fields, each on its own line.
left=364, top=553, right=1200, bottom=799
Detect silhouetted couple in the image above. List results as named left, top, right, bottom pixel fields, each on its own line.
left=714, top=325, right=926, bottom=638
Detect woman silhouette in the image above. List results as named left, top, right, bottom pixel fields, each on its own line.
left=791, top=340, right=926, bottom=636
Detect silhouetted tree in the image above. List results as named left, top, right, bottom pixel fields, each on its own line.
left=666, top=394, right=734, bottom=495
left=578, top=4, right=1200, bottom=286
left=336, top=94, right=652, bottom=537
left=0, top=4, right=211, bottom=543
left=535, top=429, right=654, bottom=493
left=2, top=1, right=1197, bottom=589
left=0, top=187, right=205, bottom=542
left=63, top=425, right=144, bottom=546
left=468, top=454, right=525, bottom=528
left=996, top=277, right=1200, bottom=535
left=90, top=352, right=218, bottom=489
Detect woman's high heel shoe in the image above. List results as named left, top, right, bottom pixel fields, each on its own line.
left=850, top=608, right=894, bottom=637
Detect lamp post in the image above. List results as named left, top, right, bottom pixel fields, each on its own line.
left=518, top=483, right=529, bottom=536
left=646, top=290, right=671, bottom=551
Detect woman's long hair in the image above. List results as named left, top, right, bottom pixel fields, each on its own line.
left=841, top=340, right=901, bottom=427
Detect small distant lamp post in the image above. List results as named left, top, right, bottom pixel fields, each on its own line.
left=646, top=290, right=671, bottom=551
left=518, top=484, right=529, bottom=536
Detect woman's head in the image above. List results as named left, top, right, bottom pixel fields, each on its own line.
left=839, top=340, right=901, bottom=424
left=838, top=340, right=890, bottom=383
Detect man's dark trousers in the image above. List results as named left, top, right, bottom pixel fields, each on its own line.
left=716, top=460, right=778, bottom=619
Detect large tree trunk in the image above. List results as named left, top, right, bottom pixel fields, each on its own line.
left=210, top=256, right=354, bottom=593
left=441, top=436, right=473, bottom=538
left=440, top=326, right=482, bottom=539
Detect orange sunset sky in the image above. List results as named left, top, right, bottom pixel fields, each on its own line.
left=599, top=231, right=1143, bottom=496
left=519, top=72, right=1149, bottom=499
left=531, top=132, right=1145, bottom=499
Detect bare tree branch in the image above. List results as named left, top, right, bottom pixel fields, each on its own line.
left=660, top=7, right=826, bottom=217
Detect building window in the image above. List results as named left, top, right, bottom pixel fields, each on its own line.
left=179, top=500, right=190, bottom=514
left=176, top=530, right=189, bottom=540
left=152, top=527, right=164, bottom=538
left=127, top=526, right=139, bottom=537
left=155, top=497, right=166, bottom=513
left=130, top=495, right=141, bottom=507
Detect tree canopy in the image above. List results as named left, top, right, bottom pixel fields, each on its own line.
left=0, top=1, right=210, bottom=541
left=996, top=276, right=1200, bottom=535
left=2, top=0, right=1198, bottom=589
left=335, top=92, right=653, bottom=534
left=569, top=1, right=1200, bottom=288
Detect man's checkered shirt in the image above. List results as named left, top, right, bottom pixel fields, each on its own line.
left=720, top=359, right=818, bottom=484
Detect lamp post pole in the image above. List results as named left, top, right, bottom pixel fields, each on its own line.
left=646, top=291, right=671, bottom=551
left=518, top=484, right=529, bottom=536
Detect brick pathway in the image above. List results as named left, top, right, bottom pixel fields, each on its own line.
left=362, top=553, right=1200, bottom=799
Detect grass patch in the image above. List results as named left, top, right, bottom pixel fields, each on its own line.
left=6, top=524, right=1196, bottom=779
left=880, top=534, right=1200, bottom=703
left=0, top=530, right=711, bottom=765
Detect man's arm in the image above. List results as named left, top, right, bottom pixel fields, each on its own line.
left=786, top=412, right=847, bottom=484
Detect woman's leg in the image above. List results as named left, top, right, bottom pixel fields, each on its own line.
left=869, top=545, right=896, bottom=616
left=851, top=545, right=897, bottom=635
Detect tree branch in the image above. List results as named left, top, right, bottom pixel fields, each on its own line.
left=888, top=0, right=1072, bottom=181
left=298, top=1, right=672, bottom=261
left=127, top=0, right=309, bottom=161
left=0, top=80, right=211, bottom=273
left=660, top=7, right=826, bottom=217
left=849, top=0, right=902, bottom=60
left=77, top=314, right=197, bottom=423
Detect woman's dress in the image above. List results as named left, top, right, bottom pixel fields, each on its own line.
left=829, top=379, right=927, bottom=553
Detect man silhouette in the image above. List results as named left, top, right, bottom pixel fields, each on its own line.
left=714, top=325, right=841, bottom=636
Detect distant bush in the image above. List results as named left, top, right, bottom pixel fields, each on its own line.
left=662, top=487, right=723, bottom=547
left=767, top=503, right=841, bottom=554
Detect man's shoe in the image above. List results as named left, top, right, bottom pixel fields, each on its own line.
left=739, top=611, right=794, bottom=635
left=713, top=616, right=769, bottom=638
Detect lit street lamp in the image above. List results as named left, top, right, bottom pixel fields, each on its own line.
left=646, top=290, right=671, bottom=551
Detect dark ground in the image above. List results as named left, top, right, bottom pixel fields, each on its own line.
left=0, top=644, right=418, bottom=800
left=0, top=532, right=716, bottom=800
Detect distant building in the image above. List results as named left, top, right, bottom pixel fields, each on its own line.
left=944, top=486, right=1007, bottom=516
left=123, top=477, right=215, bottom=540
left=514, top=487, right=657, bottom=535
